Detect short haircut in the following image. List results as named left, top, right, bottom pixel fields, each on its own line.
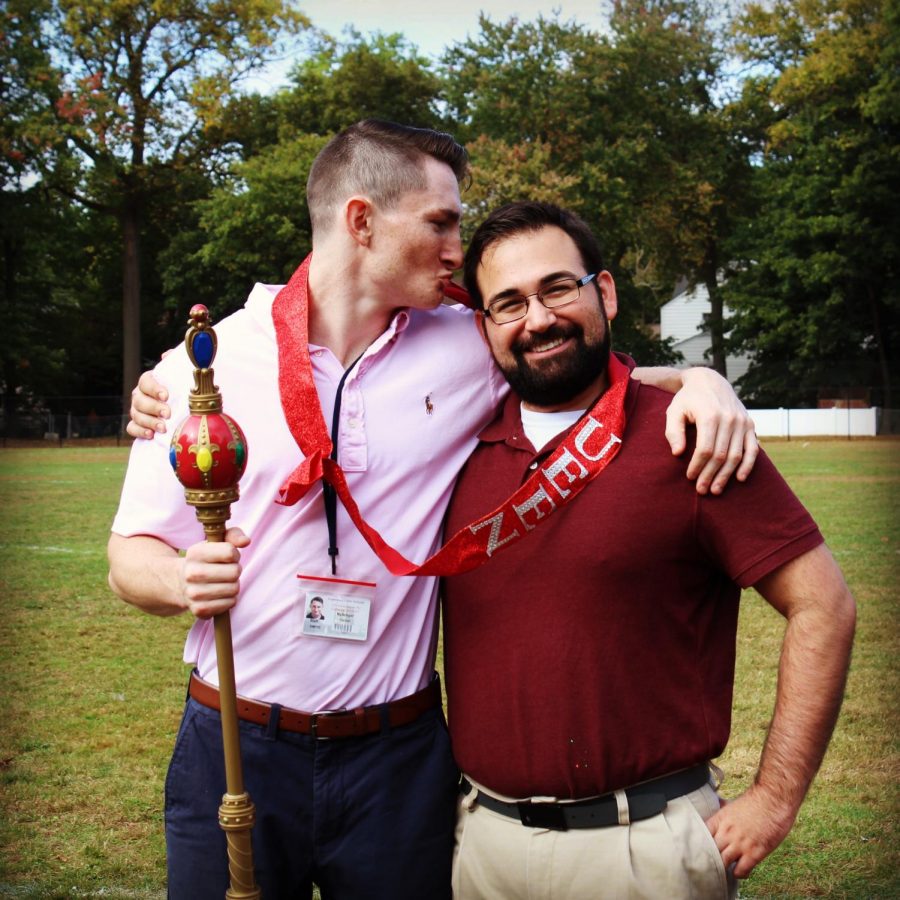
left=307, top=119, right=469, bottom=236
left=463, top=202, right=605, bottom=310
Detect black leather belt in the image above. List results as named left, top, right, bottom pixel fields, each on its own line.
left=461, top=764, right=710, bottom=830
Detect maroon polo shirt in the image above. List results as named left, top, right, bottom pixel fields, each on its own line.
left=442, top=376, right=822, bottom=799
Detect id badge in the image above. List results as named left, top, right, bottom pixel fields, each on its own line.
left=295, top=573, right=375, bottom=642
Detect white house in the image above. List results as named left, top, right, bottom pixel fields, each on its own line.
left=659, top=281, right=753, bottom=386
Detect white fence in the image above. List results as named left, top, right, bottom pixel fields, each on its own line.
left=750, top=407, right=879, bottom=438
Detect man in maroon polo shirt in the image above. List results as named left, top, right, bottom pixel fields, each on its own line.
left=443, top=201, right=856, bottom=899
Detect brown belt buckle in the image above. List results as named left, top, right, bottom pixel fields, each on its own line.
left=309, top=706, right=368, bottom=741
left=309, top=707, right=347, bottom=739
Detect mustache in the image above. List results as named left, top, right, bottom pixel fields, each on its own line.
left=513, top=323, right=581, bottom=354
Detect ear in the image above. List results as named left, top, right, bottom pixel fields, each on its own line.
left=344, top=196, right=373, bottom=247
left=475, top=309, right=491, bottom=348
left=597, top=271, right=618, bottom=322
left=472, top=280, right=493, bottom=348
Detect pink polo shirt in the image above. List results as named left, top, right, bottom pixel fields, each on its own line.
left=112, top=280, right=506, bottom=711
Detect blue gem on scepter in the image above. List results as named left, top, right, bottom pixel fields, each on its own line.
left=192, top=330, right=214, bottom=369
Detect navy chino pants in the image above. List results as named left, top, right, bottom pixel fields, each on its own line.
left=165, top=692, right=458, bottom=899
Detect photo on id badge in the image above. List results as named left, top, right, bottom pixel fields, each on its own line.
left=296, top=574, right=375, bottom=642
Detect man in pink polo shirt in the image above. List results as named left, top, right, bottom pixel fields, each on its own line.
left=111, top=121, right=758, bottom=899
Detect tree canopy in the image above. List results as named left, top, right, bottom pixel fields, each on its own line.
left=3, top=0, right=306, bottom=414
left=2, top=0, right=897, bottom=434
left=724, top=0, right=899, bottom=407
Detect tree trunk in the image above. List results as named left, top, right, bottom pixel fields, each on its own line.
left=2, top=234, right=20, bottom=438
left=704, top=270, right=728, bottom=378
left=868, top=283, right=893, bottom=431
left=121, top=204, right=142, bottom=427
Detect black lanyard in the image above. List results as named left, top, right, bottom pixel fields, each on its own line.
left=323, top=354, right=364, bottom=574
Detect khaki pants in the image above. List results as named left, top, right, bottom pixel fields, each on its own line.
left=453, top=777, right=738, bottom=900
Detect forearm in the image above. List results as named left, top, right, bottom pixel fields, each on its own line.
left=631, top=365, right=683, bottom=394
left=107, top=533, right=187, bottom=617
left=633, top=364, right=740, bottom=398
left=752, top=543, right=857, bottom=816
left=706, top=546, right=855, bottom=876
left=754, top=586, right=856, bottom=813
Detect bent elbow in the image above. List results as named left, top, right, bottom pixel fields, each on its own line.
left=838, top=586, right=857, bottom=642
left=107, top=566, right=125, bottom=601
left=106, top=534, right=130, bottom=602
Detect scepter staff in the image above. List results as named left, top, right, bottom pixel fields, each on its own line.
left=169, top=304, right=260, bottom=899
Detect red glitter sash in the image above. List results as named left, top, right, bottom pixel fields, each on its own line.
left=272, top=257, right=626, bottom=576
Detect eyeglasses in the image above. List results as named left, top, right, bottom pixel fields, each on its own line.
left=483, top=273, right=598, bottom=325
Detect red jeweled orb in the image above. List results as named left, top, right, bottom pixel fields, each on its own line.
left=169, top=412, right=248, bottom=490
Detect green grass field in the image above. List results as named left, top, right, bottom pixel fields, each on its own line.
left=1, top=440, right=897, bottom=898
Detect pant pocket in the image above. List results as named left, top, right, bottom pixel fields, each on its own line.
left=671, top=788, right=733, bottom=900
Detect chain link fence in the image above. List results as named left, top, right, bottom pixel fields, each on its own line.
left=1, top=396, right=127, bottom=446
left=3, top=395, right=899, bottom=447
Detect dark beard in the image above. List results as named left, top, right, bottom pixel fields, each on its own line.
left=499, top=324, right=611, bottom=407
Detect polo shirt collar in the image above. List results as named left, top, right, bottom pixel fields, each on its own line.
left=244, top=264, right=412, bottom=359
left=477, top=391, right=529, bottom=448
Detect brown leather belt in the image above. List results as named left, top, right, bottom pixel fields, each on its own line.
left=189, top=670, right=441, bottom=739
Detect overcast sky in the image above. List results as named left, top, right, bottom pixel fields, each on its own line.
left=245, top=1, right=611, bottom=91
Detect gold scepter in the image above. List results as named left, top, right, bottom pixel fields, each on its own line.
left=169, top=304, right=260, bottom=899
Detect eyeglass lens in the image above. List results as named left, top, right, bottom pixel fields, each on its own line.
left=489, top=279, right=582, bottom=324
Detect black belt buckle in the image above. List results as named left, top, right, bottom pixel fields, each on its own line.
left=517, top=800, right=568, bottom=831
left=627, top=791, right=668, bottom=822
